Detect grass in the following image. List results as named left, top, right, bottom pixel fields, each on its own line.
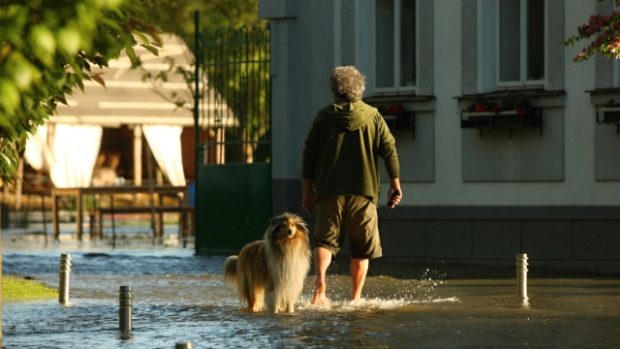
left=2, top=275, right=57, bottom=302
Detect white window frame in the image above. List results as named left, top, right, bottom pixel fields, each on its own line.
left=367, top=0, right=419, bottom=95
left=495, top=0, right=546, bottom=89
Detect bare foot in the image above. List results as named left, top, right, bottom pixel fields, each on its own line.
left=311, top=291, right=330, bottom=306
left=350, top=297, right=363, bottom=306
left=311, top=280, right=330, bottom=306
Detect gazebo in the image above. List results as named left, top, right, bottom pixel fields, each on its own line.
left=25, top=34, right=194, bottom=189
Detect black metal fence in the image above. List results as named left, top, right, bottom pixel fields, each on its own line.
left=194, top=25, right=271, bottom=165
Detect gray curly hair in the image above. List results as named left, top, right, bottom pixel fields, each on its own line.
left=330, top=66, right=366, bottom=102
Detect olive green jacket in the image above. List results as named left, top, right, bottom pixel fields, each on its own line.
left=302, top=99, right=400, bottom=204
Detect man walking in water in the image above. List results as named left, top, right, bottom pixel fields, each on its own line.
left=302, top=65, right=402, bottom=304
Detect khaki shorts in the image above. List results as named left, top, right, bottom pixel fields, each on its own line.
left=314, top=195, right=382, bottom=259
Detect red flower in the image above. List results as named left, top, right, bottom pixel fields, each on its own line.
left=387, top=104, right=406, bottom=114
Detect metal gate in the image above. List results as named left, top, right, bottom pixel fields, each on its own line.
left=193, top=15, right=271, bottom=254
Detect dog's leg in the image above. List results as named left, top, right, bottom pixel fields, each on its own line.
left=243, top=286, right=256, bottom=312
left=265, top=290, right=278, bottom=313
left=247, top=293, right=255, bottom=312
left=251, top=287, right=265, bottom=312
left=285, top=301, right=295, bottom=313
left=244, top=289, right=266, bottom=312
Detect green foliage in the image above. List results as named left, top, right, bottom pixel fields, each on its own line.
left=0, top=0, right=160, bottom=184
left=142, top=0, right=264, bottom=51
left=566, top=0, right=620, bottom=62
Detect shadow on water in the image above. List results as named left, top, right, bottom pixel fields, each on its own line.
left=3, top=235, right=620, bottom=348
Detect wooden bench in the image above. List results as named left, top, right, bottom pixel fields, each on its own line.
left=94, top=205, right=194, bottom=242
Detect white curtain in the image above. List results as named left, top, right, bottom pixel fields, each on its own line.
left=24, top=125, right=48, bottom=171
left=143, top=125, right=186, bottom=186
left=49, top=124, right=102, bottom=188
left=25, top=124, right=102, bottom=188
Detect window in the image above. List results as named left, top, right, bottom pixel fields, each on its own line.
left=498, top=0, right=545, bottom=86
left=374, top=0, right=416, bottom=90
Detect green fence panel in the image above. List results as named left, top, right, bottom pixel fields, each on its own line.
left=195, top=163, right=271, bottom=254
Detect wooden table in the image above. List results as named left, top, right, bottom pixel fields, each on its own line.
left=51, top=185, right=189, bottom=240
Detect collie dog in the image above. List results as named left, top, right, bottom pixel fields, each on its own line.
left=223, top=212, right=311, bottom=313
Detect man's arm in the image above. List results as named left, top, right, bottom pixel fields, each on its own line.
left=302, top=116, right=320, bottom=213
left=376, top=115, right=402, bottom=208
left=377, top=115, right=400, bottom=180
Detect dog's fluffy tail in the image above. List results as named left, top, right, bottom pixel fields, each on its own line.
left=223, top=255, right=238, bottom=285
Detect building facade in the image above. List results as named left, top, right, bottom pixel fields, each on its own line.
left=260, top=0, right=620, bottom=274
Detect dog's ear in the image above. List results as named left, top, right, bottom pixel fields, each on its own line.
left=270, top=216, right=281, bottom=228
left=296, top=220, right=309, bottom=234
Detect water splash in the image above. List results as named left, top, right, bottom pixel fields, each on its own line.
left=296, top=295, right=460, bottom=313
left=412, top=296, right=459, bottom=304
left=415, top=267, right=448, bottom=302
left=297, top=296, right=408, bottom=312
left=295, top=265, right=458, bottom=313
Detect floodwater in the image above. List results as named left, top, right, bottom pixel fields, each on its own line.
left=3, top=234, right=620, bottom=349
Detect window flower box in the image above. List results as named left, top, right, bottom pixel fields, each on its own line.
left=596, top=106, right=620, bottom=134
left=460, top=96, right=543, bottom=138
left=379, top=104, right=416, bottom=138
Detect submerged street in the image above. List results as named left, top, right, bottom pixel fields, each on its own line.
left=3, top=234, right=620, bottom=348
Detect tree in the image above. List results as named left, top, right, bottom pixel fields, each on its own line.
left=0, top=0, right=160, bottom=184
left=566, top=0, right=620, bottom=62
left=0, top=1, right=160, bottom=345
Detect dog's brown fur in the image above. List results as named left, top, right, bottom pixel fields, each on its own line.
left=223, top=212, right=311, bottom=313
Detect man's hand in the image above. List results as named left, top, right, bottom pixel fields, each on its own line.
left=387, top=187, right=402, bottom=208
left=387, top=177, right=402, bottom=208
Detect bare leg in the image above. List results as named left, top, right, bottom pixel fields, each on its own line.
left=311, top=247, right=332, bottom=305
left=350, top=258, right=368, bottom=302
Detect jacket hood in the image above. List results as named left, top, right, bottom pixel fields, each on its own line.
left=323, top=100, right=377, bottom=131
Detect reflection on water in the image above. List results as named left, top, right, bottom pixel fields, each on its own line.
left=3, top=237, right=620, bottom=348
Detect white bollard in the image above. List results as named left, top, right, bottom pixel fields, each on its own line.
left=175, top=341, right=193, bottom=349
left=516, top=253, right=529, bottom=308
left=59, top=254, right=72, bottom=305
left=119, top=286, right=132, bottom=339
